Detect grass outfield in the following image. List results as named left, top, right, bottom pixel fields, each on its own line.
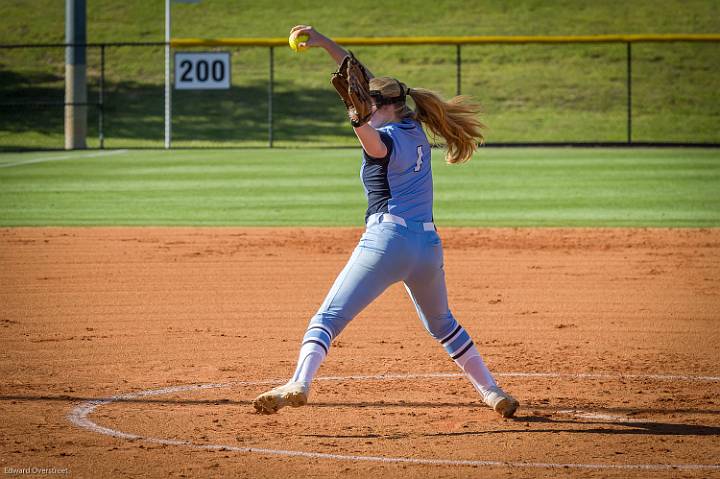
left=0, top=148, right=718, bottom=227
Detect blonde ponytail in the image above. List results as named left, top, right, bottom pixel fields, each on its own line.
left=407, top=88, right=485, bottom=164
left=368, top=77, right=485, bottom=164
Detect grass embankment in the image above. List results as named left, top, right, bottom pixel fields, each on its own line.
left=1, top=1, right=719, bottom=148
left=0, top=0, right=720, bottom=148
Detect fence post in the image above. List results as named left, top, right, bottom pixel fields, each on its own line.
left=456, top=44, right=462, bottom=96
left=626, top=42, right=632, bottom=144
left=268, top=46, right=274, bottom=148
left=99, top=44, right=105, bottom=149
left=164, top=0, right=171, bottom=149
left=65, top=0, right=87, bottom=149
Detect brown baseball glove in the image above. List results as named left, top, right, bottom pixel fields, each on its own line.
left=331, top=52, right=373, bottom=127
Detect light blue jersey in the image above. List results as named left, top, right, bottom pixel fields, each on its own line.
left=360, top=118, right=433, bottom=223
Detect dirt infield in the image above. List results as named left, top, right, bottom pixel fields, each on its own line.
left=1, top=227, right=719, bottom=478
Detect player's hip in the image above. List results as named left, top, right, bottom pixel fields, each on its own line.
left=359, top=213, right=443, bottom=264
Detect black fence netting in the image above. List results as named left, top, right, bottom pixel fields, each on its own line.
left=1, top=40, right=718, bottom=150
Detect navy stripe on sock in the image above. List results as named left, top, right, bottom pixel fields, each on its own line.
left=308, top=325, right=333, bottom=341
left=302, top=339, right=329, bottom=355
left=450, top=341, right=474, bottom=360
left=440, top=325, right=462, bottom=345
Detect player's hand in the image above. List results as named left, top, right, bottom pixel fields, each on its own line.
left=289, top=25, right=327, bottom=49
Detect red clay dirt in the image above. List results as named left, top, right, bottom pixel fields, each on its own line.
left=1, top=227, right=719, bottom=479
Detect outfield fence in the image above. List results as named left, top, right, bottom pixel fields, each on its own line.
left=1, top=34, right=718, bottom=150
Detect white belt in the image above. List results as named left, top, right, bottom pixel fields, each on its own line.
left=366, top=213, right=435, bottom=232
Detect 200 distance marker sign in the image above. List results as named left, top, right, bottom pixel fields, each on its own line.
left=174, top=52, right=231, bottom=89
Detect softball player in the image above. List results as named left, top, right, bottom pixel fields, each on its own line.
left=254, top=26, right=519, bottom=418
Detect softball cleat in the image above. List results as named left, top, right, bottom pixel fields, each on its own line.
left=253, top=382, right=309, bottom=414
left=483, top=386, right=519, bottom=418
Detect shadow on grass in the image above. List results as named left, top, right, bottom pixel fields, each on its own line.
left=0, top=69, right=352, bottom=149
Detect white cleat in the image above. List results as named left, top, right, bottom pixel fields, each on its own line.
left=253, top=382, right=309, bottom=414
left=483, top=386, right=519, bottom=418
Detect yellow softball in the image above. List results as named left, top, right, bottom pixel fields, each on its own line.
left=289, top=33, right=310, bottom=53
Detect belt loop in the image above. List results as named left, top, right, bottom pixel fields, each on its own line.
left=366, top=213, right=381, bottom=228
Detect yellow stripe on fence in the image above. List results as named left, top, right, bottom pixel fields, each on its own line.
left=171, top=33, right=720, bottom=48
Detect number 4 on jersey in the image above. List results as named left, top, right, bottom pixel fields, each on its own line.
left=414, top=146, right=423, bottom=172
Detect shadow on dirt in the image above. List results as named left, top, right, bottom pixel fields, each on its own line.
left=4, top=394, right=720, bottom=437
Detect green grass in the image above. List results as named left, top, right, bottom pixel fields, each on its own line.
left=1, top=1, right=719, bottom=148
left=0, top=148, right=718, bottom=227
left=4, top=0, right=719, bottom=44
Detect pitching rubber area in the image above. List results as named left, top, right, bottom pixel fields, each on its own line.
left=1, top=227, right=719, bottom=478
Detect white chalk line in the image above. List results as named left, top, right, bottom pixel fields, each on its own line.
left=319, top=371, right=720, bottom=383
left=556, top=410, right=648, bottom=423
left=0, top=149, right=128, bottom=168
left=67, top=371, right=720, bottom=472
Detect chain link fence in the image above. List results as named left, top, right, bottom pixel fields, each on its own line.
left=1, top=37, right=718, bottom=150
